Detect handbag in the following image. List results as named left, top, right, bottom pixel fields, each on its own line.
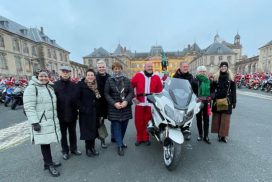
left=216, top=81, right=230, bottom=111
left=216, top=98, right=229, bottom=111
left=98, top=117, right=108, bottom=139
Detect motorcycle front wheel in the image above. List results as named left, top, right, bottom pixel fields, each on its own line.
left=163, top=139, right=182, bottom=171
left=11, top=100, right=17, bottom=110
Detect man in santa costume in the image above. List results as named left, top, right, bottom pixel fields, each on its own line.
left=131, top=61, right=163, bottom=146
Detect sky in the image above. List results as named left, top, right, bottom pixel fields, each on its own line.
left=0, top=0, right=271, bottom=63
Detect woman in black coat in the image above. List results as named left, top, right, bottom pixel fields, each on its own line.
left=104, top=62, right=133, bottom=156
left=77, top=69, right=101, bottom=157
left=211, top=62, right=236, bottom=143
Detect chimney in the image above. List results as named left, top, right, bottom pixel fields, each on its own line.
left=40, top=27, right=44, bottom=34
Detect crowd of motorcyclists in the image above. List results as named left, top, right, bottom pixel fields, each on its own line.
left=0, top=75, right=81, bottom=110
left=235, top=72, right=272, bottom=92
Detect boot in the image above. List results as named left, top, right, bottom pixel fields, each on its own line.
left=90, top=148, right=99, bottom=156
left=47, top=165, right=60, bottom=177
left=101, top=139, right=108, bottom=149
left=44, top=162, right=61, bottom=170
left=117, top=147, right=124, bottom=156
left=221, top=137, right=228, bottom=143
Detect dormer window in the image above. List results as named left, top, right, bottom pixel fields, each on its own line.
left=0, top=21, right=9, bottom=28
left=20, top=29, right=28, bottom=35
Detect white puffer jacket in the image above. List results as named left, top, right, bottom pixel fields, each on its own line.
left=23, top=76, right=61, bottom=145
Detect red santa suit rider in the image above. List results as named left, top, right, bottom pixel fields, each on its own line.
left=131, top=61, right=163, bottom=146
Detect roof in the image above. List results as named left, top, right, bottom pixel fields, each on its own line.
left=149, top=45, right=163, bottom=57
left=0, top=15, right=67, bottom=51
left=259, top=40, right=272, bottom=49
left=204, top=42, right=235, bottom=55
left=84, top=47, right=110, bottom=58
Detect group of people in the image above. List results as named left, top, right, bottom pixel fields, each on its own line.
left=23, top=59, right=236, bottom=177
left=173, top=61, right=236, bottom=144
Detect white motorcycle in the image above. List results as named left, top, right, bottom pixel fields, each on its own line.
left=147, top=78, right=201, bottom=170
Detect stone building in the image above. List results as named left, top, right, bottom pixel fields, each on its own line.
left=0, top=15, right=70, bottom=78
left=258, top=40, right=272, bottom=72
left=190, top=33, right=242, bottom=75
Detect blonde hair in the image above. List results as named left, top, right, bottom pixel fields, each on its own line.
left=213, top=69, right=234, bottom=82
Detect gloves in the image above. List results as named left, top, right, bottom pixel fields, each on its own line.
left=32, top=123, right=41, bottom=132
left=232, top=103, right=236, bottom=109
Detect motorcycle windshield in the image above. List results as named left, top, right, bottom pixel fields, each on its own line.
left=163, top=78, right=193, bottom=110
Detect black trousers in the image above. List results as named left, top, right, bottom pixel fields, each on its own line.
left=41, top=144, right=53, bottom=165
left=85, top=139, right=95, bottom=151
left=59, top=121, right=77, bottom=154
left=196, top=102, right=210, bottom=138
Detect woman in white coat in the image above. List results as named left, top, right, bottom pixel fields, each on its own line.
left=23, top=70, right=61, bottom=177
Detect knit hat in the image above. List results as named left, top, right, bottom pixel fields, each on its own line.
left=219, top=61, right=228, bottom=68
left=197, top=66, right=207, bottom=72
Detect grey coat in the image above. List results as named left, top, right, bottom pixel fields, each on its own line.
left=23, top=76, right=61, bottom=145
left=104, top=76, right=133, bottom=121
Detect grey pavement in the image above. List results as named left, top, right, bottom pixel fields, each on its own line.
left=0, top=90, right=272, bottom=182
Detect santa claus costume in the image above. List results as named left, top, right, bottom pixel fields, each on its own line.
left=131, top=71, right=163, bottom=143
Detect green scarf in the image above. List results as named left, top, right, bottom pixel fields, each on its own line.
left=196, top=74, right=210, bottom=97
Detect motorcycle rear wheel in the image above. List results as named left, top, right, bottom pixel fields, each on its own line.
left=163, top=139, right=182, bottom=171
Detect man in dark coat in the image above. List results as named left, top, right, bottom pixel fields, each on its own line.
left=173, top=62, right=195, bottom=140
left=96, top=60, right=111, bottom=148
left=54, top=66, right=81, bottom=160
left=173, top=62, right=194, bottom=84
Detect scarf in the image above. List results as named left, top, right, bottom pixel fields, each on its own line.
left=84, top=79, right=101, bottom=99
left=196, top=74, right=210, bottom=97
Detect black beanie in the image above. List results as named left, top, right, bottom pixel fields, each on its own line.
left=220, top=61, right=228, bottom=68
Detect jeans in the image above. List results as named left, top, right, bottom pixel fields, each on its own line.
left=111, top=120, right=129, bottom=147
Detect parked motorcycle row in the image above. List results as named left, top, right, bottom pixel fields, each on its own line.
left=0, top=82, right=26, bottom=110
left=235, top=73, right=272, bottom=93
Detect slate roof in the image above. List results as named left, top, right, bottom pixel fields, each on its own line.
left=204, top=42, right=235, bottom=55
left=0, top=15, right=66, bottom=51
left=84, top=47, right=110, bottom=58
left=259, top=40, right=272, bottom=49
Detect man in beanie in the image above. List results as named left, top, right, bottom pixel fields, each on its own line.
left=54, top=66, right=82, bottom=160
left=194, top=66, right=213, bottom=144
left=173, top=62, right=194, bottom=140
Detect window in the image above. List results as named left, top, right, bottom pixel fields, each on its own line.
left=0, top=53, right=8, bottom=69
left=23, top=42, right=29, bottom=54
left=13, top=39, right=20, bottom=52
left=53, top=50, right=57, bottom=59
left=219, top=56, right=223, bottom=61
left=0, top=35, right=4, bottom=48
left=25, top=58, right=31, bottom=72
left=210, top=56, right=215, bottom=63
left=47, top=49, right=51, bottom=58
left=59, top=52, right=63, bottom=61
left=227, top=56, right=231, bottom=62
left=32, top=46, right=37, bottom=56
left=14, top=56, right=23, bottom=71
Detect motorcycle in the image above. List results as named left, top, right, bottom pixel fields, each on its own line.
left=265, top=78, right=272, bottom=93
left=146, top=78, right=201, bottom=170
left=4, top=86, right=14, bottom=107
left=0, top=84, right=6, bottom=103
left=11, top=87, right=24, bottom=110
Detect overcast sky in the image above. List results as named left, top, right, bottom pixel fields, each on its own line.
left=0, top=0, right=271, bottom=63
